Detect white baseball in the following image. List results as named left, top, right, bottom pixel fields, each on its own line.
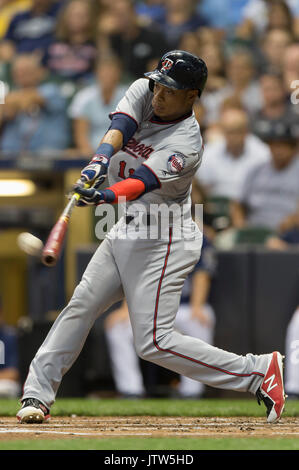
left=17, top=232, right=43, bottom=256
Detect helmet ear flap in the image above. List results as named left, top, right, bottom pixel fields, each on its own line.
left=148, top=79, right=155, bottom=92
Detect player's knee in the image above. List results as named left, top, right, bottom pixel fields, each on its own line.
left=134, top=330, right=170, bottom=361
left=70, top=279, right=108, bottom=317
left=134, top=338, right=157, bottom=361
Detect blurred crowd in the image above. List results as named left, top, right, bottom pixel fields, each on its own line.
left=0, top=0, right=298, bottom=248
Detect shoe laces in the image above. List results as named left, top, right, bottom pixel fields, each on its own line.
left=22, top=398, right=49, bottom=414
left=256, top=389, right=272, bottom=416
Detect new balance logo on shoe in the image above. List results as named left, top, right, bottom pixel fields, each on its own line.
left=264, top=374, right=278, bottom=393
left=256, top=351, right=286, bottom=423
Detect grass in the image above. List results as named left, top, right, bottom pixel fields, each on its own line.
left=0, top=398, right=299, bottom=451
left=1, top=397, right=299, bottom=418
left=0, top=437, right=299, bottom=450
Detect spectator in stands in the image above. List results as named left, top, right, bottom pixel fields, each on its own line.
left=199, top=42, right=226, bottom=94
left=202, top=48, right=263, bottom=125
left=267, top=216, right=299, bottom=400
left=283, top=42, right=299, bottom=105
left=0, top=0, right=32, bottom=39
left=231, top=122, right=299, bottom=232
left=266, top=215, right=299, bottom=249
left=267, top=0, right=296, bottom=33
left=195, top=108, right=270, bottom=201
left=104, top=300, right=146, bottom=398
left=179, top=32, right=226, bottom=97
left=0, top=300, right=20, bottom=398
left=264, top=194, right=299, bottom=401
left=69, top=55, right=126, bottom=155
left=198, top=0, right=249, bottom=33
left=251, top=71, right=298, bottom=141
left=0, top=0, right=63, bottom=62
left=284, top=306, right=299, bottom=399
left=238, top=0, right=299, bottom=40
left=260, top=28, right=294, bottom=74
left=0, top=53, right=70, bottom=155
left=197, top=27, right=222, bottom=48
left=135, top=0, right=165, bottom=24
left=178, top=31, right=201, bottom=57
left=98, top=0, right=169, bottom=81
left=44, top=0, right=98, bottom=85
left=224, top=49, right=263, bottom=115
left=154, top=0, right=208, bottom=50
left=172, top=233, right=217, bottom=399
left=201, top=96, right=243, bottom=144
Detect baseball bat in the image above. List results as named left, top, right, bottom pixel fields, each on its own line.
left=41, top=186, right=87, bottom=267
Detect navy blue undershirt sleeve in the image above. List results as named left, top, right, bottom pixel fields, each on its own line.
left=129, top=164, right=160, bottom=193
left=109, top=112, right=138, bottom=146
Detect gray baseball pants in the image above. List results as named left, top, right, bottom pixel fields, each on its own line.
left=22, top=220, right=269, bottom=409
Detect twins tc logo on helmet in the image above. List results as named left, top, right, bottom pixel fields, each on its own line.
left=161, top=58, right=174, bottom=73
left=167, top=153, right=185, bottom=174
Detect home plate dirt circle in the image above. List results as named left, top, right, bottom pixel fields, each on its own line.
left=0, top=416, right=299, bottom=440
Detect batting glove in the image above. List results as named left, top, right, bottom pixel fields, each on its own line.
left=73, top=185, right=106, bottom=206
left=80, top=154, right=109, bottom=186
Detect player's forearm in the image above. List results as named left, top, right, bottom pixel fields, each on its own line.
left=96, top=111, right=139, bottom=158
left=230, top=201, right=246, bottom=228
left=77, top=124, right=136, bottom=198
left=190, top=271, right=211, bottom=308
left=99, top=129, right=124, bottom=155
left=84, top=129, right=124, bottom=175
left=100, top=165, right=160, bottom=204
left=104, top=178, right=146, bottom=203
left=75, top=164, right=160, bottom=205
left=76, top=113, right=157, bottom=204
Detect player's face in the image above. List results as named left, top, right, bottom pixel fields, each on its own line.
left=152, top=82, right=197, bottom=121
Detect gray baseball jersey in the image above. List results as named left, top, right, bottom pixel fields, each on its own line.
left=109, top=78, right=203, bottom=208
left=22, top=78, right=270, bottom=409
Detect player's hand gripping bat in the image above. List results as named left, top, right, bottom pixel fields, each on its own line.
left=41, top=184, right=88, bottom=267
left=41, top=154, right=108, bottom=267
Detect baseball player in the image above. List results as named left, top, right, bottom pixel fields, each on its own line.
left=17, top=50, right=286, bottom=424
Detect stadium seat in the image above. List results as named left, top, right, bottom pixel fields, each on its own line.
left=234, top=227, right=275, bottom=245
left=204, top=196, right=231, bottom=231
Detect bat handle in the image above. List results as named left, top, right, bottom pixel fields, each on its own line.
left=41, top=185, right=89, bottom=267
left=62, top=182, right=90, bottom=217
left=62, top=192, right=80, bottom=218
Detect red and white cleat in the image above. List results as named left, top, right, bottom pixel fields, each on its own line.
left=256, top=351, right=286, bottom=423
left=17, top=398, right=50, bottom=424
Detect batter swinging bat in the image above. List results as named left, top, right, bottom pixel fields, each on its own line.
left=41, top=186, right=87, bottom=267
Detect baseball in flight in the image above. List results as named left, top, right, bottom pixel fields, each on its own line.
left=17, top=232, right=43, bottom=257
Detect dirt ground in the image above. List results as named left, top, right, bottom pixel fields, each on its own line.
left=0, top=416, right=298, bottom=440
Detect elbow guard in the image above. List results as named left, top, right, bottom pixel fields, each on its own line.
left=109, top=112, right=138, bottom=146
left=129, top=164, right=161, bottom=193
